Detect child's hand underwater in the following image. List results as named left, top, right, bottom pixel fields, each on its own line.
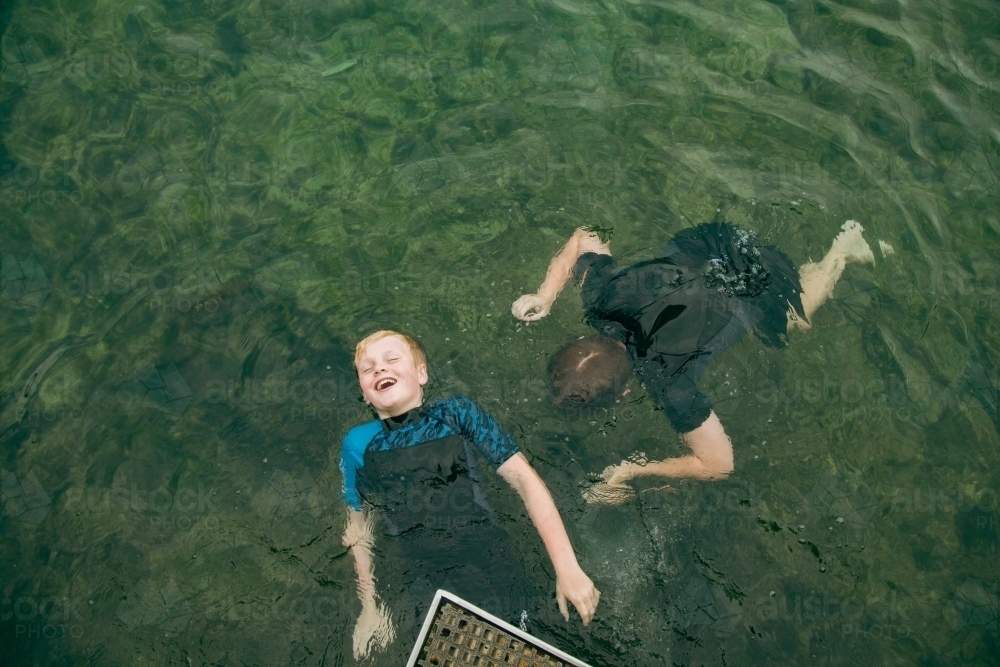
left=511, top=293, right=552, bottom=321
left=352, top=598, right=395, bottom=660
left=555, top=565, right=601, bottom=625
left=582, top=460, right=673, bottom=504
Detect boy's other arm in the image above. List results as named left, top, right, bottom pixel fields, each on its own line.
left=512, top=227, right=610, bottom=322
left=590, top=411, right=734, bottom=506
left=343, top=508, right=394, bottom=659
left=497, top=452, right=601, bottom=624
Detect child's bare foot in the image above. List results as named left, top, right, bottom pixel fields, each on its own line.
left=833, top=220, right=875, bottom=265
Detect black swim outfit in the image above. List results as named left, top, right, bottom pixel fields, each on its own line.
left=340, top=397, right=534, bottom=644
left=574, top=223, right=806, bottom=433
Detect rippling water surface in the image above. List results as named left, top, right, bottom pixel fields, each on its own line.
left=2, top=0, right=999, bottom=665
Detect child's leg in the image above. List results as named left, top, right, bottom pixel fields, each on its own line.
left=789, top=220, right=875, bottom=331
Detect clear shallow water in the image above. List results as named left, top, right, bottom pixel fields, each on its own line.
left=1, top=0, right=998, bottom=664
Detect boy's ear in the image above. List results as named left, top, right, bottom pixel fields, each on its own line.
left=417, top=363, right=428, bottom=385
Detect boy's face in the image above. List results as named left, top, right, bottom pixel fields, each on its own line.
left=355, top=335, right=428, bottom=418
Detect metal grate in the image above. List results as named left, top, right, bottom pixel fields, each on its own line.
left=407, top=591, right=590, bottom=667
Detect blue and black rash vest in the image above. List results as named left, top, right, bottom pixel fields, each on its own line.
left=340, top=396, right=520, bottom=535
left=339, top=397, right=531, bottom=632
left=575, top=223, right=806, bottom=433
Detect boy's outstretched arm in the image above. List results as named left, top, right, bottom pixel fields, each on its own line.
left=584, top=411, right=735, bottom=504
left=497, top=452, right=601, bottom=624
left=512, top=228, right=610, bottom=322
left=343, top=508, right=395, bottom=659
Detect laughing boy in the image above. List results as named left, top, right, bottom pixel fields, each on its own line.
left=340, top=330, right=600, bottom=660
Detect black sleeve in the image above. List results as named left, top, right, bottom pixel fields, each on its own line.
left=638, top=358, right=714, bottom=433
left=573, top=252, right=617, bottom=314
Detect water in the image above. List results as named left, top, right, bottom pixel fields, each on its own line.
left=1, top=0, right=998, bottom=664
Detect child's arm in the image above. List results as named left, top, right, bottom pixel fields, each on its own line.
left=585, top=411, right=735, bottom=504
left=497, top=452, right=601, bottom=625
left=512, top=228, right=611, bottom=322
left=343, top=508, right=395, bottom=659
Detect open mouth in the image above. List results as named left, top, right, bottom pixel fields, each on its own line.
left=375, top=378, right=397, bottom=391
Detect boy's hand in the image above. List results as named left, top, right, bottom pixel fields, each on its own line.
left=556, top=565, right=600, bottom=625
left=511, top=293, right=552, bottom=321
left=353, top=598, right=395, bottom=660
left=582, top=462, right=641, bottom=505
left=602, top=460, right=641, bottom=486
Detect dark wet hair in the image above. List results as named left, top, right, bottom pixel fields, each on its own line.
left=547, top=336, right=633, bottom=407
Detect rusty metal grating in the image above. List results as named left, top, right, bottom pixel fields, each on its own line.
left=406, top=591, right=590, bottom=667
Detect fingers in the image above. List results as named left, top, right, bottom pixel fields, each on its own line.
left=511, top=295, right=548, bottom=321
left=353, top=602, right=395, bottom=659
left=564, top=585, right=600, bottom=625
left=352, top=625, right=368, bottom=660
left=511, top=297, right=531, bottom=321
left=557, top=590, right=569, bottom=622
left=574, top=587, right=600, bottom=625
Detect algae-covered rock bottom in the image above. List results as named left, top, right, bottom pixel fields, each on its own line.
left=1, top=0, right=998, bottom=665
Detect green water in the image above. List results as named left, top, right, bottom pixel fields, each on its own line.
left=1, top=0, right=998, bottom=664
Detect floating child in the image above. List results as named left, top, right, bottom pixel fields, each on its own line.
left=340, top=331, right=600, bottom=660
left=512, top=221, right=875, bottom=503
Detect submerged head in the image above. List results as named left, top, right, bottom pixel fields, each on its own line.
left=547, top=336, right=632, bottom=408
left=355, top=330, right=428, bottom=418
